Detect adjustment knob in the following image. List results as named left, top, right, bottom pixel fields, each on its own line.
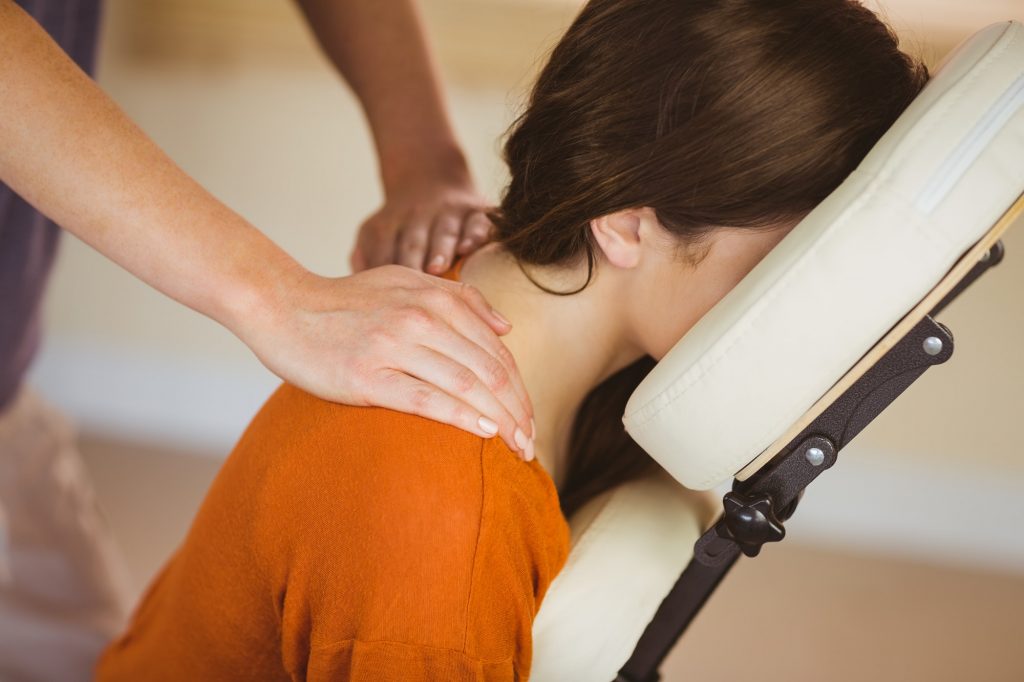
left=720, top=492, right=786, bottom=557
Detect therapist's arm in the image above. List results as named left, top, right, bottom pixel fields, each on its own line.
left=294, top=0, right=493, bottom=275
left=0, top=1, right=534, bottom=456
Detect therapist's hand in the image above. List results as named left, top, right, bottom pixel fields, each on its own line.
left=350, top=170, right=494, bottom=275
left=238, top=264, right=535, bottom=458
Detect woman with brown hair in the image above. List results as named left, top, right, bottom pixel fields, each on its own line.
left=97, top=1, right=928, bottom=679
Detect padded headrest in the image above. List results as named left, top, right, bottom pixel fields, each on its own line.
left=623, top=21, right=1024, bottom=490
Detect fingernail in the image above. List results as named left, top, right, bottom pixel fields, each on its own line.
left=530, top=418, right=536, bottom=438
left=491, top=308, right=512, bottom=327
left=459, top=238, right=474, bottom=251
left=524, top=439, right=535, bottom=462
left=477, top=417, right=499, bottom=436
left=430, top=254, right=446, bottom=272
left=514, top=428, right=529, bottom=451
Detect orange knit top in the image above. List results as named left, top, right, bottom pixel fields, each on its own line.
left=96, top=264, right=571, bottom=681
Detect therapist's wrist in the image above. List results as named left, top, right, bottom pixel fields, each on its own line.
left=216, top=243, right=314, bottom=349
left=378, top=140, right=471, bottom=198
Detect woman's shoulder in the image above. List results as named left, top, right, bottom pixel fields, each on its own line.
left=236, top=382, right=487, bottom=466
left=224, top=384, right=557, bottom=515
left=239, top=384, right=567, bottom=535
left=219, top=382, right=567, bottom=547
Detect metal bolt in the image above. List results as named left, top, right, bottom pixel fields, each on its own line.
left=805, top=446, right=825, bottom=466
left=922, top=336, right=943, bottom=356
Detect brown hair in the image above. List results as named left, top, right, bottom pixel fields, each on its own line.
left=489, top=0, right=928, bottom=517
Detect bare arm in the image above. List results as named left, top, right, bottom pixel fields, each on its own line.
left=0, top=1, right=286, bottom=328
left=0, top=1, right=534, bottom=456
left=295, top=0, right=494, bottom=274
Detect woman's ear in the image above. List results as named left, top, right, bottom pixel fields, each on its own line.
left=590, top=208, right=648, bottom=269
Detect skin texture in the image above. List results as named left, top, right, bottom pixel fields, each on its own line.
left=0, top=0, right=534, bottom=454
left=459, top=211, right=793, bottom=488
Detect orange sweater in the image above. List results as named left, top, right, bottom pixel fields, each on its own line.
left=96, top=272, right=570, bottom=681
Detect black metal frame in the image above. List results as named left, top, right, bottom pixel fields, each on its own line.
left=614, top=241, right=1006, bottom=682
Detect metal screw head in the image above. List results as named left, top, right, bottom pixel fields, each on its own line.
left=922, top=336, right=943, bottom=356
left=805, top=446, right=825, bottom=466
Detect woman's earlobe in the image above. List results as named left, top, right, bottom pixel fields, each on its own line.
left=590, top=210, right=643, bottom=269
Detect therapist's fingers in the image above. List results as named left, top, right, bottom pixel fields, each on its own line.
left=408, top=346, right=531, bottom=461
left=395, top=213, right=431, bottom=271
left=430, top=274, right=536, bottom=425
left=373, top=371, right=528, bottom=459
left=416, top=328, right=532, bottom=457
left=351, top=172, right=492, bottom=274
left=456, top=210, right=494, bottom=256
left=425, top=210, right=463, bottom=275
left=417, top=314, right=533, bottom=454
left=364, top=266, right=535, bottom=446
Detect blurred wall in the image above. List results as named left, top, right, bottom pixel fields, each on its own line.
left=29, top=0, right=1024, bottom=566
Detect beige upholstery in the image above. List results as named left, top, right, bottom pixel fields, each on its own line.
left=530, top=469, right=716, bottom=681
left=624, top=21, right=1024, bottom=490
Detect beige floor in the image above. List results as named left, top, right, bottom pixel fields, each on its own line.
left=80, top=435, right=1024, bottom=682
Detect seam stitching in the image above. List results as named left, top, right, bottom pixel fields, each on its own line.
left=460, top=437, right=488, bottom=653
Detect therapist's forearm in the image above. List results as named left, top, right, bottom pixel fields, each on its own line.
left=0, top=0, right=300, bottom=331
left=294, top=0, right=470, bottom=192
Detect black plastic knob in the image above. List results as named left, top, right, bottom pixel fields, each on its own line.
left=720, top=491, right=786, bottom=557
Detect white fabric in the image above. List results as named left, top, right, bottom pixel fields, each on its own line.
left=0, top=389, right=129, bottom=682
left=531, top=469, right=716, bottom=681
left=624, top=21, right=1024, bottom=490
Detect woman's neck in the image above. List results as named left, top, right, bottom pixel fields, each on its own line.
left=459, top=245, right=644, bottom=488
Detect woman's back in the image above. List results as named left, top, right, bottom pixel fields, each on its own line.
left=96, top=384, right=569, bottom=681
